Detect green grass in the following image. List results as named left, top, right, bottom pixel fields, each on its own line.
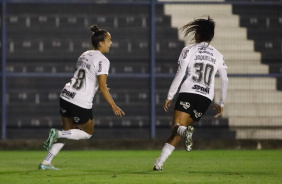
left=0, top=150, right=281, bottom=184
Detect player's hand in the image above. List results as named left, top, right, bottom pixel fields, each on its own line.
left=214, top=104, right=223, bottom=118
left=112, top=105, right=125, bottom=117
left=163, top=99, right=172, bottom=112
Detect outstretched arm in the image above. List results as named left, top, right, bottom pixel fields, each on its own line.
left=98, top=74, right=125, bottom=117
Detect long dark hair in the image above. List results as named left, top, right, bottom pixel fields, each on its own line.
left=180, top=16, right=215, bottom=43
left=90, top=25, right=108, bottom=49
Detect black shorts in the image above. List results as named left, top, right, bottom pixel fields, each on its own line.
left=174, top=93, right=211, bottom=122
left=59, top=98, right=93, bottom=125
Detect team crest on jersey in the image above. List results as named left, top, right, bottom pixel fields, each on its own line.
left=193, top=110, right=202, bottom=118
left=180, top=101, right=190, bottom=109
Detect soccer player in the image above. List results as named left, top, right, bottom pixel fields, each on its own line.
left=153, top=16, right=228, bottom=171
left=38, top=25, right=125, bottom=170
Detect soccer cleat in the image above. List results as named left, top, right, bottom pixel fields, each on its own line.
left=38, top=163, right=60, bottom=170
left=153, top=164, right=163, bottom=171
left=184, top=126, right=195, bottom=152
left=43, top=128, right=58, bottom=150
left=153, top=159, right=163, bottom=171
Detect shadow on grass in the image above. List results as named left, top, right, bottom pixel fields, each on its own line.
left=0, top=169, right=274, bottom=178
left=187, top=170, right=274, bottom=176
left=82, top=169, right=167, bottom=175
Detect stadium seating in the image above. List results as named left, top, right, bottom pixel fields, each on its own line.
left=5, top=1, right=281, bottom=140
left=230, top=3, right=282, bottom=64
left=164, top=3, right=282, bottom=139
left=2, top=2, right=232, bottom=139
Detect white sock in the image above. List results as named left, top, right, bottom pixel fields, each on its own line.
left=155, top=143, right=175, bottom=166
left=42, top=152, right=55, bottom=165
left=58, top=129, right=92, bottom=140
left=42, top=143, right=65, bottom=165
left=177, top=126, right=187, bottom=137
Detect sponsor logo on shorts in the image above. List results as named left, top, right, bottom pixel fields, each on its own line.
left=73, top=117, right=80, bottom=123
left=180, top=101, right=190, bottom=109
left=193, top=110, right=202, bottom=118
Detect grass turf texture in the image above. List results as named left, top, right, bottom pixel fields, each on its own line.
left=0, top=150, right=281, bottom=184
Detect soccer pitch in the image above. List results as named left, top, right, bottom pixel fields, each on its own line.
left=0, top=150, right=281, bottom=184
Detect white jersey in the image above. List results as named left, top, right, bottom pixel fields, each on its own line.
left=167, top=42, right=228, bottom=105
left=60, top=50, right=110, bottom=109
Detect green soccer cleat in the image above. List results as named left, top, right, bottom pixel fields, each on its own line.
left=184, top=126, right=195, bottom=152
left=38, top=163, right=60, bottom=170
left=43, top=128, right=58, bottom=150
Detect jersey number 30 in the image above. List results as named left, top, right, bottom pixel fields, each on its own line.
left=192, top=63, right=214, bottom=86
left=72, top=69, right=85, bottom=90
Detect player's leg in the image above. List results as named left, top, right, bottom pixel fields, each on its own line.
left=50, top=102, right=94, bottom=142
left=56, top=117, right=93, bottom=140
left=39, top=117, right=94, bottom=170
left=169, top=110, right=195, bottom=152
left=39, top=117, right=75, bottom=170
left=154, top=110, right=193, bottom=171
left=39, top=101, right=93, bottom=170
left=167, top=110, right=193, bottom=146
left=182, top=94, right=212, bottom=151
left=46, top=117, right=93, bottom=155
left=44, top=117, right=93, bottom=150
left=46, top=117, right=93, bottom=161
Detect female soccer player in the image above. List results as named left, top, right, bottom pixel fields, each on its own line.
left=38, top=25, right=125, bottom=170
left=153, top=16, right=228, bottom=171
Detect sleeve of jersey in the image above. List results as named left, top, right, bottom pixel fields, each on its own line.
left=218, top=67, right=228, bottom=107
left=219, top=56, right=228, bottom=70
left=167, top=58, right=189, bottom=100
left=97, top=58, right=110, bottom=75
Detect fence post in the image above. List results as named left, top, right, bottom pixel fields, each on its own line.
left=150, top=0, right=156, bottom=139
left=1, top=0, right=7, bottom=140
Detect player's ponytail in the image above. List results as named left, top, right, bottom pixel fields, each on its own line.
left=180, top=16, right=215, bottom=43
left=90, top=25, right=100, bottom=33
left=90, top=25, right=108, bottom=49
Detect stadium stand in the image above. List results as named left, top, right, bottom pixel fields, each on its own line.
left=164, top=2, right=282, bottom=139
left=228, top=2, right=282, bottom=92
left=2, top=2, right=235, bottom=139
left=6, top=1, right=281, bottom=140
